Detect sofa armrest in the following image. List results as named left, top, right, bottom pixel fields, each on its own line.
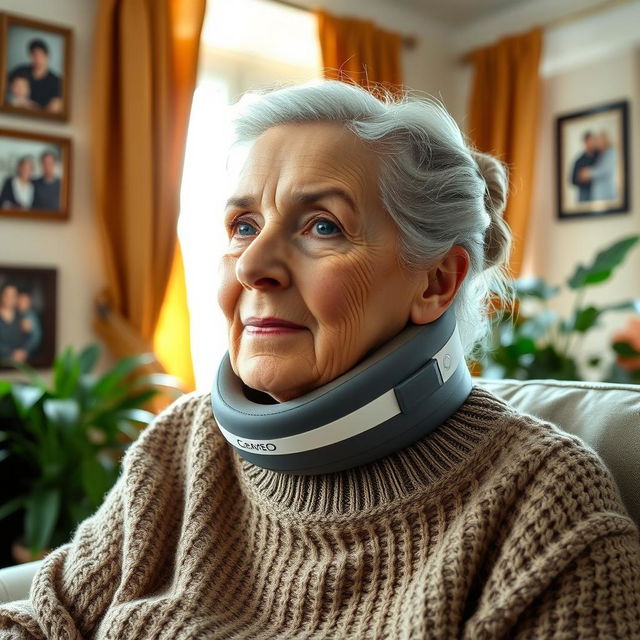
left=0, top=560, right=42, bottom=604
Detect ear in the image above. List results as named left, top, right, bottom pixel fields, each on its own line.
left=410, top=246, right=470, bottom=325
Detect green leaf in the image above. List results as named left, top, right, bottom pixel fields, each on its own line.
left=9, top=361, right=47, bottom=389
left=572, top=306, right=600, bottom=333
left=43, top=398, right=81, bottom=429
left=515, top=277, right=560, bottom=300
left=80, top=456, right=112, bottom=507
left=0, top=495, right=25, bottom=521
left=109, top=388, right=158, bottom=412
left=53, top=348, right=81, bottom=398
left=600, top=300, right=640, bottom=313
left=116, top=408, right=156, bottom=425
left=0, top=380, right=12, bottom=397
left=92, top=353, right=155, bottom=399
left=518, top=310, right=558, bottom=340
left=25, top=488, right=61, bottom=553
left=117, top=421, right=140, bottom=440
left=77, top=344, right=101, bottom=374
left=612, top=341, right=640, bottom=357
left=567, top=235, right=640, bottom=289
left=11, top=385, right=45, bottom=418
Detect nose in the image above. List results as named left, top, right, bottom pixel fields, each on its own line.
left=235, top=227, right=291, bottom=291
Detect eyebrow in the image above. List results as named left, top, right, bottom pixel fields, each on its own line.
left=224, top=188, right=357, bottom=212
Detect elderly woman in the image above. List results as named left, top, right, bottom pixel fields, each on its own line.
left=1, top=82, right=639, bottom=639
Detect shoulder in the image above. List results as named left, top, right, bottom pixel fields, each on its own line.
left=472, top=387, right=637, bottom=537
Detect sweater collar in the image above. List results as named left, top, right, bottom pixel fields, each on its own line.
left=233, top=387, right=508, bottom=520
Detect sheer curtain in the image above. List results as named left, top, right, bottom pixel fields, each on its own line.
left=179, top=0, right=322, bottom=390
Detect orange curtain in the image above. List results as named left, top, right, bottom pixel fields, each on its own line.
left=468, top=28, right=542, bottom=276
left=91, top=0, right=205, bottom=390
left=315, top=9, right=402, bottom=92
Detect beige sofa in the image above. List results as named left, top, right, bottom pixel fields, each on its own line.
left=1, top=378, right=638, bottom=605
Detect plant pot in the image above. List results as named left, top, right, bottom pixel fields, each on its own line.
left=11, top=539, right=51, bottom=564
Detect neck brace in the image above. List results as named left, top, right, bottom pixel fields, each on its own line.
left=211, top=307, right=472, bottom=475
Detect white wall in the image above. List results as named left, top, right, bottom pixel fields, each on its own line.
left=0, top=0, right=103, bottom=373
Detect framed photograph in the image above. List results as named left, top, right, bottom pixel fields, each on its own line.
left=0, top=12, right=72, bottom=121
left=0, top=128, right=71, bottom=221
left=556, top=101, right=630, bottom=219
left=0, top=265, right=57, bottom=369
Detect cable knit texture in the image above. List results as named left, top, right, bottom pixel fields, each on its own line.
left=0, top=387, right=639, bottom=639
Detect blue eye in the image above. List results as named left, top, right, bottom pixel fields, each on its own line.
left=314, top=219, right=341, bottom=236
left=236, top=221, right=257, bottom=237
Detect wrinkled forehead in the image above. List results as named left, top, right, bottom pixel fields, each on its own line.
left=231, top=122, right=379, bottom=206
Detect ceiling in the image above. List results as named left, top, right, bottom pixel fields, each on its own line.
left=393, top=0, right=535, bottom=25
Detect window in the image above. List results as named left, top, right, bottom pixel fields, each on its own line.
left=179, top=0, right=322, bottom=389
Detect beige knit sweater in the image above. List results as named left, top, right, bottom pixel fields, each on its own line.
left=1, top=387, right=639, bottom=639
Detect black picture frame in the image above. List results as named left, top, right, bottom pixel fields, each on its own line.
left=556, top=100, right=630, bottom=220
left=0, top=12, right=72, bottom=121
left=0, top=265, right=57, bottom=369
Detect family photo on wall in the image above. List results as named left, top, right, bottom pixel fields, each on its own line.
left=556, top=100, right=630, bottom=219
left=0, top=266, right=56, bottom=369
left=0, top=129, right=70, bottom=220
left=0, top=13, right=72, bottom=120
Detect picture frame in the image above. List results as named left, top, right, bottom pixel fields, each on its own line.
left=0, top=12, right=72, bottom=121
left=556, top=101, right=630, bottom=219
left=0, top=265, right=57, bottom=369
left=0, top=127, right=71, bottom=221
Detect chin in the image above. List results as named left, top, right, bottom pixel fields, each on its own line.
left=238, top=359, right=314, bottom=403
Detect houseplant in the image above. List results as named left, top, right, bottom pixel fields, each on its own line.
left=0, top=344, right=181, bottom=560
left=481, top=235, right=640, bottom=381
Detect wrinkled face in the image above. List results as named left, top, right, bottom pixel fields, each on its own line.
left=218, top=122, right=425, bottom=402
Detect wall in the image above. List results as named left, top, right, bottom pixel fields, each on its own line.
left=0, top=0, right=103, bottom=374
left=449, top=0, right=640, bottom=378
left=524, top=47, right=640, bottom=376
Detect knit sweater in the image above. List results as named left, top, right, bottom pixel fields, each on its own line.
left=1, top=387, right=639, bottom=639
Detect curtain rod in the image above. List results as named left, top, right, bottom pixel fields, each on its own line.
left=459, top=0, right=635, bottom=63
left=267, top=0, right=418, bottom=50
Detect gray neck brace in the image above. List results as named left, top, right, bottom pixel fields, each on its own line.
left=211, top=307, right=472, bottom=475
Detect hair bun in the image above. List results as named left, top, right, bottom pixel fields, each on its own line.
left=471, top=150, right=511, bottom=269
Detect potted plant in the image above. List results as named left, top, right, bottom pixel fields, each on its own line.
left=481, top=235, right=640, bottom=381
left=0, top=344, right=181, bottom=561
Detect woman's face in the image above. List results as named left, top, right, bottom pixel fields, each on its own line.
left=17, top=159, right=33, bottom=181
left=218, top=122, right=426, bottom=402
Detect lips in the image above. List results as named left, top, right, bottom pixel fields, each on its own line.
left=243, top=316, right=306, bottom=332
left=243, top=316, right=306, bottom=329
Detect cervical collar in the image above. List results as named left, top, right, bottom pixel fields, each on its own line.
left=211, top=307, right=472, bottom=475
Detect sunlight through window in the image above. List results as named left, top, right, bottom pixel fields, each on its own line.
left=179, top=0, right=322, bottom=390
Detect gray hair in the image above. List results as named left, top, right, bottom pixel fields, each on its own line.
left=231, top=81, right=511, bottom=357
